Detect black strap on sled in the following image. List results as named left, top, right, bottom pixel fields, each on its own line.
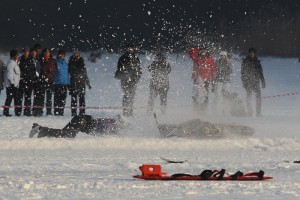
left=230, top=171, right=244, bottom=180
left=199, top=170, right=214, bottom=180
left=213, top=169, right=226, bottom=180
left=171, top=173, right=193, bottom=179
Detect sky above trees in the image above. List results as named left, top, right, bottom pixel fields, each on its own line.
left=0, top=0, right=299, bottom=56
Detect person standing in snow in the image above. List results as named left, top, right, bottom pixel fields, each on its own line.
left=0, top=59, right=5, bottom=97
left=3, top=49, right=21, bottom=117
left=68, top=50, right=92, bottom=116
left=241, top=48, right=265, bottom=117
left=18, top=47, right=39, bottom=116
left=32, top=48, right=58, bottom=116
left=147, top=52, right=171, bottom=114
left=33, top=43, right=42, bottom=60
left=115, top=44, right=142, bottom=117
left=189, top=46, right=217, bottom=110
left=215, top=51, right=233, bottom=98
left=53, top=49, right=70, bottom=116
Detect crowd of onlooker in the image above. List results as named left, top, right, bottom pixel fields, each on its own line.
left=0, top=44, right=91, bottom=117
left=0, top=43, right=265, bottom=118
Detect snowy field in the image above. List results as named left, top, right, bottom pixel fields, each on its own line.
left=0, top=53, right=299, bottom=199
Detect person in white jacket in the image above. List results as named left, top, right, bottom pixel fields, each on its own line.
left=3, top=49, right=21, bottom=116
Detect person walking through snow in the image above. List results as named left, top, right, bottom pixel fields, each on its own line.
left=241, top=48, right=265, bottom=117
left=115, top=43, right=142, bottom=117
left=189, top=46, right=217, bottom=111
left=147, top=52, right=171, bottom=114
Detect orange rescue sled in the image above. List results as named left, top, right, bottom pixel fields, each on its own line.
left=133, top=164, right=273, bottom=181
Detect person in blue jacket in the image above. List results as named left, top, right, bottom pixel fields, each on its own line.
left=53, top=49, right=70, bottom=116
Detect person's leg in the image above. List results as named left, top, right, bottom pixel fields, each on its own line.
left=202, top=81, right=210, bottom=109
left=23, top=86, right=33, bottom=116
left=14, top=87, right=23, bottom=116
left=60, top=86, right=67, bottom=116
left=46, top=85, right=53, bottom=115
left=159, top=87, right=168, bottom=114
left=32, top=84, right=45, bottom=116
left=147, top=86, right=158, bottom=114
left=71, top=93, right=78, bottom=116
left=3, top=87, right=14, bottom=116
left=53, top=85, right=59, bottom=115
left=255, top=87, right=262, bottom=117
left=78, top=93, right=86, bottom=115
left=246, top=88, right=253, bottom=116
left=192, top=79, right=199, bottom=106
left=127, top=84, right=137, bottom=116
left=121, top=82, right=131, bottom=116
left=37, top=126, right=64, bottom=138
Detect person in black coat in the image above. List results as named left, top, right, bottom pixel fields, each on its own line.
left=29, top=114, right=125, bottom=138
left=147, top=52, right=171, bottom=114
left=18, top=47, right=39, bottom=116
left=241, top=48, right=266, bottom=117
left=115, top=44, right=142, bottom=117
left=68, top=51, right=91, bottom=116
left=0, top=59, right=4, bottom=96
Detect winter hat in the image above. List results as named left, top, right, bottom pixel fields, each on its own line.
left=127, top=43, right=135, bottom=49
left=58, top=49, right=66, bottom=56
left=30, top=47, right=36, bottom=53
left=248, top=47, right=256, bottom=53
left=33, top=43, right=42, bottom=50
left=154, top=52, right=165, bottom=60
left=220, top=51, right=227, bottom=57
left=23, top=46, right=30, bottom=52
left=10, top=49, right=19, bottom=58
left=73, top=50, right=80, bottom=55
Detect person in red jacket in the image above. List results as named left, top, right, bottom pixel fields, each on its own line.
left=189, top=47, right=217, bottom=110
left=32, top=48, right=58, bottom=116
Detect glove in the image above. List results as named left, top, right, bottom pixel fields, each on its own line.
left=262, top=82, right=266, bottom=89
left=88, top=85, right=92, bottom=90
left=11, top=84, right=15, bottom=88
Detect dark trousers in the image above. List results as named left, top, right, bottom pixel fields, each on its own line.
left=147, top=86, right=169, bottom=114
left=246, top=87, right=262, bottom=116
left=37, top=115, right=93, bottom=138
left=53, top=85, right=68, bottom=116
left=3, top=86, right=22, bottom=116
left=71, top=92, right=86, bottom=116
left=32, top=83, right=53, bottom=116
left=19, top=85, right=33, bottom=116
left=121, top=80, right=137, bottom=117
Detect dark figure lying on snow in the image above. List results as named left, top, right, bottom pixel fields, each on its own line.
left=29, top=115, right=125, bottom=138
left=156, top=118, right=254, bottom=138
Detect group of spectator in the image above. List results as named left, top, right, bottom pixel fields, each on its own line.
left=188, top=46, right=265, bottom=117
left=0, top=44, right=91, bottom=117
left=0, top=43, right=265, bottom=118
left=115, top=44, right=265, bottom=117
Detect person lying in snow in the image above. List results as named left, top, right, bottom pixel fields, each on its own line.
left=29, top=114, right=126, bottom=138
left=156, top=117, right=254, bottom=138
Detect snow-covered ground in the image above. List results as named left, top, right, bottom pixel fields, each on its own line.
left=0, top=53, right=299, bottom=199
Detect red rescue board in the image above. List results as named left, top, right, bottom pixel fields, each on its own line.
left=133, top=164, right=273, bottom=181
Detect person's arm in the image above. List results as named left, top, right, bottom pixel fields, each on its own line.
left=6, top=61, right=14, bottom=85
left=188, top=47, right=200, bottom=63
left=136, top=57, right=142, bottom=75
left=117, top=55, right=127, bottom=72
left=167, top=62, right=171, bottom=74
left=210, top=57, right=217, bottom=81
left=241, top=60, right=246, bottom=86
left=83, top=65, right=92, bottom=89
left=258, top=61, right=265, bottom=88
